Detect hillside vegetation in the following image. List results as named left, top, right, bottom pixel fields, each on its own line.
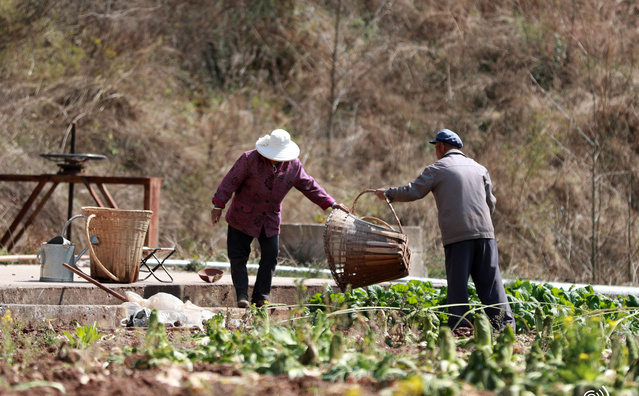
left=0, top=0, right=637, bottom=285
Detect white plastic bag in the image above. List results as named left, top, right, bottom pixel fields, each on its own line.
left=122, top=292, right=215, bottom=329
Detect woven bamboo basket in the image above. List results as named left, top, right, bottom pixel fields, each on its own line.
left=82, top=207, right=153, bottom=283
left=324, top=189, right=411, bottom=291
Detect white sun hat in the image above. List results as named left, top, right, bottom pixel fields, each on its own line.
left=255, top=129, right=300, bottom=162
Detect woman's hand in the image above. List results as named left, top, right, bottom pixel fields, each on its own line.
left=331, top=203, right=350, bottom=213
left=211, top=207, right=222, bottom=225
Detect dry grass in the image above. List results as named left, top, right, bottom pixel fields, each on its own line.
left=0, top=0, right=637, bottom=283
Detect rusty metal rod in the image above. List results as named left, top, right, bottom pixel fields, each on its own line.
left=62, top=262, right=128, bottom=302
left=67, top=122, right=76, bottom=240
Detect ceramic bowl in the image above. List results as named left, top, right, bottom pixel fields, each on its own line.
left=197, top=268, right=223, bottom=283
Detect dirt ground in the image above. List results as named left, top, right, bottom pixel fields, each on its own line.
left=0, top=325, right=391, bottom=396
left=0, top=323, right=530, bottom=395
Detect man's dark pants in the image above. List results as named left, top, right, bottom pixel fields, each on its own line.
left=227, top=225, right=279, bottom=302
left=444, top=238, right=515, bottom=331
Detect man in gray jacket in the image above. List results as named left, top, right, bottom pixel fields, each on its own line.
left=374, top=129, right=515, bottom=332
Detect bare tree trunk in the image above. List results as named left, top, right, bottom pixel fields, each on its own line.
left=590, top=148, right=599, bottom=284
left=629, top=174, right=636, bottom=284
left=326, top=0, right=342, bottom=165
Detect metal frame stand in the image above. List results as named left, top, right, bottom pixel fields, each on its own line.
left=139, top=247, right=176, bottom=283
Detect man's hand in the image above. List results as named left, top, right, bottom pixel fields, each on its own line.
left=331, top=203, right=350, bottom=213
left=373, top=189, right=387, bottom=201
left=211, top=208, right=222, bottom=225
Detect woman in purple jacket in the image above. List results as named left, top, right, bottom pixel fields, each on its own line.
left=211, top=129, right=348, bottom=308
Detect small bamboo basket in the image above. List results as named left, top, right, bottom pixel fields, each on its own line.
left=324, top=189, right=411, bottom=291
left=82, top=207, right=153, bottom=283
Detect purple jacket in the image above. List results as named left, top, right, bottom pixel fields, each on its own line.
left=212, top=149, right=335, bottom=238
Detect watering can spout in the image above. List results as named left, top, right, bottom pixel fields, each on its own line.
left=66, top=235, right=98, bottom=268
left=71, top=236, right=98, bottom=268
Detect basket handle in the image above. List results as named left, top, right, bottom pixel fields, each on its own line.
left=360, top=216, right=395, bottom=231
left=84, top=213, right=120, bottom=282
left=351, top=189, right=405, bottom=234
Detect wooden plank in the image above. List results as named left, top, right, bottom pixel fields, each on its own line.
left=83, top=179, right=104, bottom=207
left=0, top=254, right=90, bottom=262
left=144, top=177, right=162, bottom=247
left=0, top=174, right=50, bottom=182
left=0, top=174, right=159, bottom=185
left=0, top=254, right=38, bottom=261
left=6, top=182, right=59, bottom=251
left=95, top=183, right=118, bottom=208
left=0, top=174, right=163, bottom=253
left=1, top=180, right=48, bottom=247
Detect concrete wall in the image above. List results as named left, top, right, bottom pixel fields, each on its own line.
left=279, top=223, right=426, bottom=278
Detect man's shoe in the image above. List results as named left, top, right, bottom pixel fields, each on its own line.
left=237, top=294, right=250, bottom=308
left=253, top=300, right=269, bottom=308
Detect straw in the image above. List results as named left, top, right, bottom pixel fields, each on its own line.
left=82, top=207, right=153, bottom=283
left=324, top=190, right=411, bottom=291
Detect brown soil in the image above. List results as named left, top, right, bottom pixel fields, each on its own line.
left=0, top=324, right=534, bottom=395
left=0, top=325, right=387, bottom=396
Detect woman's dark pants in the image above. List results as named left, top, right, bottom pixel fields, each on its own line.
left=227, top=225, right=279, bottom=302
left=445, top=238, right=516, bottom=331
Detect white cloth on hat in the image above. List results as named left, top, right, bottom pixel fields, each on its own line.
left=255, top=129, right=300, bottom=161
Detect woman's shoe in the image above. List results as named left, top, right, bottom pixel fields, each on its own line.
left=237, top=294, right=250, bottom=308
left=252, top=300, right=269, bottom=308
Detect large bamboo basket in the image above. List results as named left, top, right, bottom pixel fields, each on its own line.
left=324, top=189, right=411, bottom=291
left=81, top=207, right=153, bottom=283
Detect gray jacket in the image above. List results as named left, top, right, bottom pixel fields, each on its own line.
left=385, top=149, right=496, bottom=246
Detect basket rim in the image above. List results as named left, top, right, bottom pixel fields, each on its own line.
left=81, top=206, right=153, bottom=215
left=325, top=207, right=406, bottom=236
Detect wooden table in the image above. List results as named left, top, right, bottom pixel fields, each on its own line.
left=0, top=174, right=161, bottom=252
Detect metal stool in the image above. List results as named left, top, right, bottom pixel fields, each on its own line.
left=139, top=247, right=176, bottom=283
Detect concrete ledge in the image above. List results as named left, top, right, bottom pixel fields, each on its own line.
left=0, top=283, right=332, bottom=307
left=0, top=265, right=335, bottom=307
left=182, top=282, right=330, bottom=307
left=0, top=304, right=317, bottom=329
left=0, top=304, right=129, bottom=328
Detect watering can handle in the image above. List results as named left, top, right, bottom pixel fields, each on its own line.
left=61, top=214, right=87, bottom=239
left=84, top=214, right=120, bottom=282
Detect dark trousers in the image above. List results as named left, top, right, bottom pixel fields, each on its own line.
left=445, top=238, right=515, bottom=331
left=227, top=225, right=279, bottom=302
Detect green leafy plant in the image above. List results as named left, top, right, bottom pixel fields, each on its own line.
left=91, top=279, right=639, bottom=394
left=310, top=279, right=639, bottom=336
left=62, top=322, right=106, bottom=349
left=0, top=309, right=15, bottom=365
left=184, top=259, right=206, bottom=272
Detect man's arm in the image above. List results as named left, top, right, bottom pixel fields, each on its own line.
left=484, top=171, right=497, bottom=216
left=377, top=167, right=435, bottom=203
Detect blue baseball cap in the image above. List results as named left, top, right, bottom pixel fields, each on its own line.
left=429, top=129, right=463, bottom=148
